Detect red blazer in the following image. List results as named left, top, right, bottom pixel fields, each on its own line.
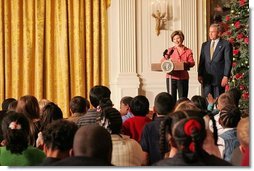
left=161, top=46, right=195, bottom=80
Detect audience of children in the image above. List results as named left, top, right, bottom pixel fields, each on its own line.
left=0, top=86, right=247, bottom=166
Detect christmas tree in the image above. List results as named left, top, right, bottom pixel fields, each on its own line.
left=222, top=0, right=249, bottom=113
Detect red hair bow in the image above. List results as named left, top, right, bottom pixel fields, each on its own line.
left=183, top=119, right=201, bottom=136
left=184, top=119, right=202, bottom=152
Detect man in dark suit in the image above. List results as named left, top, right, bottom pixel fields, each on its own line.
left=198, top=23, right=233, bottom=98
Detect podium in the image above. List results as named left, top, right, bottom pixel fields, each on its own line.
left=151, top=60, right=186, bottom=95
left=151, top=60, right=185, bottom=73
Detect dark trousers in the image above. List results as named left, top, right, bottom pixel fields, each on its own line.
left=203, top=84, right=225, bottom=99
left=166, top=78, right=189, bottom=102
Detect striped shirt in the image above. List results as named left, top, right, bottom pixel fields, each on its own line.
left=76, top=109, right=101, bottom=127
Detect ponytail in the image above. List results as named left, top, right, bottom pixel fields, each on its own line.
left=208, top=112, right=218, bottom=145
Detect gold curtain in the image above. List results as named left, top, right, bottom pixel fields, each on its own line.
left=0, top=0, right=110, bottom=118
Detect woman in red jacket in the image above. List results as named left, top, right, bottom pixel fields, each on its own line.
left=161, top=30, right=195, bottom=102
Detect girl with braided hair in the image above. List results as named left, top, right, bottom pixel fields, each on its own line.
left=154, top=110, right=232, bottom=166
left=218, top=105, right=241, bottom=162
left=98, top=107, right=146, bottom=166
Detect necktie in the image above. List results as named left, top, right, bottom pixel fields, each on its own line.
left=210, top=41, right=215, bottom=59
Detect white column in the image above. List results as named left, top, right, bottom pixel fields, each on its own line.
left=180, top=0, right=202, bottom=97
left=108, top=0, right=139, bottom=109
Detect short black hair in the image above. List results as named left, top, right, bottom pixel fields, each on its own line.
left=89, top=85, right=111, bottom=108
left=226, top=88, right=242, bottom=107
left=42, top=119, right=78, bottom=151
left=191, top=95, right=207, bottom=111
left=154, top=92, right=175, bottom=115
left=2, top=98, right=16, bottom=111
left=73, top=125, right=112, bottom=162
left=130, top=95, right=149, bottom=116
left=70, top=96, right=88, bottom=113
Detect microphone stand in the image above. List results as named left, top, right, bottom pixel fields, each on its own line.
left=168, top=75, right=172, bottom=95
left=164, top=48, right=174, bottom=96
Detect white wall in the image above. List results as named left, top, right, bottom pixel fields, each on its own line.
left=108, top=0, right=207, bottom=109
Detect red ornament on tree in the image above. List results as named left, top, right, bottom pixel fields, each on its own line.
left=242, top=92, right=249, bottom=100
left=244, top=37, right=249, bottom=44
left=235, top=73, right=243, bottom=79
left=225, top=15, right=230, bottom=21
left=237, top=33, right=244, bottom=39
left=234, top=21, right=241, bottom=29
left=229, top=38, right=235, bottom=44
left=239, top=0, right=246, bottom=6
left=226, top=31, right=232, bottom=36
left=233, top=49, right=239, bottom=55
left=240, top=85, right=245, bottom=90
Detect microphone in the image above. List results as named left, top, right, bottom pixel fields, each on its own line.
left=163, top=49, right=168, bottom=58
left=163, top=48, right=174, bottom=60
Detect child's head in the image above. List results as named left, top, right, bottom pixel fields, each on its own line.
left=154, top=92, right=175, bottom=116
left=129, top=95, right=149, bottom=116
left=42, top=119, right=78, bottom=153
left=226, top=88, right=242, bottom=107
left=119, top=96, right=133, bottom=116
left=191, top=95, right=207, bottom=111
left=69, top=96, right=88, bottom=114
left=217, top=93, right=234, bottom=110
left=89, top=85, right=111, bottom=108
left=98, top=107, right=122, bottom=134
left=40, top=102, right=63, bottom=131
left=1, top=111, right=30, bottom=154
left=16, top=95, right=40, bottom=120
left=219, top=105, right=242, bottom=128
left=38, top=99, right=50, bottom=115
left=174, top=101, right=199, bottom=112
left=237, top=117, right=249, bottom=148
left=160, top=110, right=206, bottom=162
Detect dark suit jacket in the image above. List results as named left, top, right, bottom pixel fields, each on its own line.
left=198, top=38, right=233, bottom=86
